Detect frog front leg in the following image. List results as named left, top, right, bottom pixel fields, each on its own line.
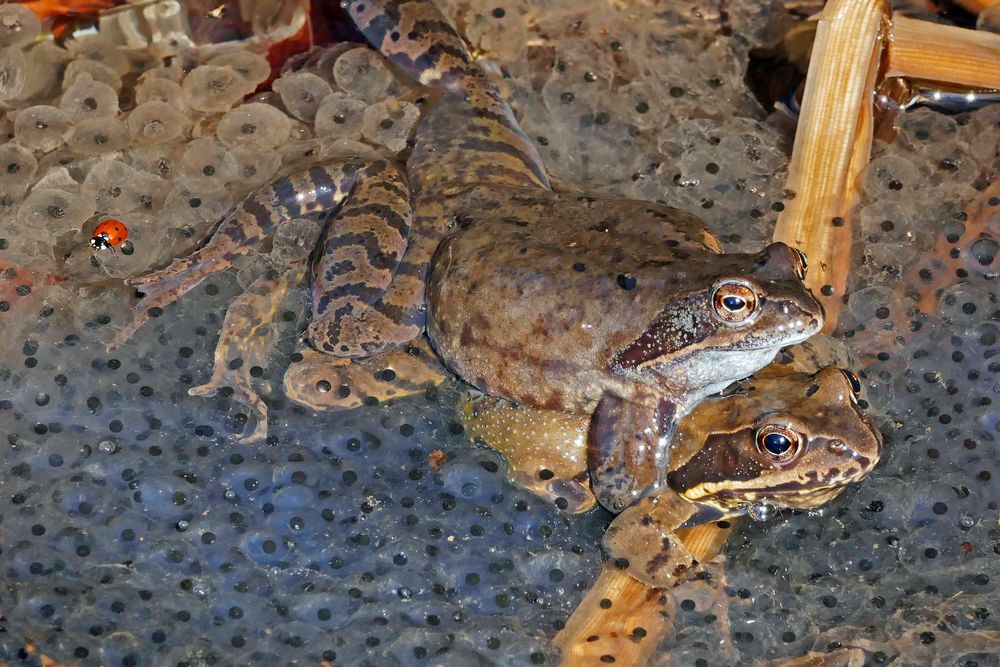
left=602, top=490, right=700, bottom=588
left=588, top=393, right=678, bottom=512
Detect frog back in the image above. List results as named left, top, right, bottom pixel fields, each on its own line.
left=426, top=195, right=724, bottom=412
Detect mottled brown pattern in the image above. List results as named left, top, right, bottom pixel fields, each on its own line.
left=601, top=353, right=882, bottom=588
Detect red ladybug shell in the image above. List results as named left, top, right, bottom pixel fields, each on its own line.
left=91, top=219, right=129, bottom=250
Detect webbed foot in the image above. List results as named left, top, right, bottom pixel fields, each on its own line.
left=283, top=337, right=447, bottom=411
left=188, top=264, right=307, bottom=443
left=602, top=490, right=699, bottom=588
left=459, top=396, right=596, bottom=513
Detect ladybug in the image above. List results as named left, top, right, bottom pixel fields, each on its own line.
left=90, top=219, right=129, bottom=251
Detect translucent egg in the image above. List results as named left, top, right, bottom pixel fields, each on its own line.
left=161, top=177, right=234, bottom=226
left=313, top=43, right=357, bottom=86
left=313, top=94, right=366, bottom=138
left=126, top=101, right=187, bottom=144
left=63, top=59, right=122, bottom=93
left=280, top=138, right=322, bottom=172
left=0, top=143, right=37, bottom=193
left=0, top=46, right=25, bottom=101
left=123, top=144, right=185, bottom=180
left=215, top=102, right=292, bottom=148
left=271, top=218, right=322, bottom=264
left=15, top=41, right=67, bottom=102
left=66, top=117, right=129, bottom=155
left=181, top=65, right=254, bottom=113
left=206, top=50, right=271, bottom=88
left=17, top=187, right=92, bottom=234
left=332, top=47, right=393, bottom=103
left=318, top=137, right=383, bottom=163
left=272, top=72, right=332, bottom=122
left=65, top=34, right=131, bottom=76
left=361, top=98, right=419, bottom=153
left=83, top=160, right=165, bottom=216
left=13, top=105, right=72, bottom=153
left=134, top=76, right=185, bottom=108
left=180, top=137, right=238, bottom=184
left=0, top=4, right=40, bottom=48
left=59, top=77, right=120, bottom=122
left=235, top=253, right=277, bottom=289
left=229, top=144, right=281, bottom=190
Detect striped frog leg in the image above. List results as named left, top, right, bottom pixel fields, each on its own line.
left=306, top=166, right=421, bottom=357
left=189, top=262, right=309, bottom=444
left=283, top=336, right=447, bottom=411
left=344, top=0, right=550, bottom=196
left=108, top=160, right=409, bottom=349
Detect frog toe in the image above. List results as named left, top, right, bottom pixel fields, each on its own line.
left=284, top=341, right=446, bottom=411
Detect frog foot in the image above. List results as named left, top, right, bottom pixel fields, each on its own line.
left=602, top=490, right=699, bottom=588
left=108, top=254, right=233, bottom=350
left=459, top=396, right=597, bottom=513
left=283, top=337, right=447, bottom=411
left=187, top=265, right=306, bottom=443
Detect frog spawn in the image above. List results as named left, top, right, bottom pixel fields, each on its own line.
left=0, top=0, right=996, bottom=665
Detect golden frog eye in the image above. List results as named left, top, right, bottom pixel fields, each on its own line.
left=755, top=424, right=802, bottom=462
left=841, top=369, right=862, bottom=399
left=711, top=282, right=759, bottom=324
left=794, top=248, right=809, bottom=279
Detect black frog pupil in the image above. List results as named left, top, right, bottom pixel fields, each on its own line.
left=723, top=295, right=746, bottom=311
left=763, top=432, right=791, bottom=456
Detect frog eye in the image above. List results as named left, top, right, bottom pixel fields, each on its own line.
left=793, top=249, right=809, bottom=279
left=711, top=281, right=760, bottom=324
left=841, top=369, right=862, bottom=398
left=755, top=424, right=802, bottom=462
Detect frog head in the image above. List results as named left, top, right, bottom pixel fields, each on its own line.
left=666, top=366, right=882, bottom=513
left=611, top=242, right=823, bottom=401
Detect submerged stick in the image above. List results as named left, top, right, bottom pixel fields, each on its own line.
left=772, top=0, right=889, bottom=328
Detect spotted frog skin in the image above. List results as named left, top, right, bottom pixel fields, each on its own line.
left=429, top=213, right=822, bottom=510
left=603, top=363, right=881, bottom=587
left=110, top=0, right=821, bottom=458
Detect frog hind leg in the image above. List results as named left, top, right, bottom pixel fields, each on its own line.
left=588, top=393, right=677, bottom=513
left=344, top=0, right=550, bottom=195
left=108, top=161, right=371, bottom=350
left=307, top=162, right=418, bottom=357
left=188, top=264, right=308, bottom=443
left=284, top=337, right=447, bottom=412
left=602, top=491, right=699, bottom=588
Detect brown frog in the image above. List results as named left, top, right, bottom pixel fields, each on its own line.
left=428, top=216, right=823, bottom=511
left=112, top=0, right=821, bottom=483
left=462, top=338, right=882, bottom=587
left=605, top=363, right=881, bottom=587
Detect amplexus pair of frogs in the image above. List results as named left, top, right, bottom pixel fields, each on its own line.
left=109, top=0, right=882, bottom=587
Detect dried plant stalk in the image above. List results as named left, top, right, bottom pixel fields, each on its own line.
left=556, top=523, right=733, bottom=666
left=886, top=15, right=1000, bottom=89
left=772, top=0, right=889, bottom=328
